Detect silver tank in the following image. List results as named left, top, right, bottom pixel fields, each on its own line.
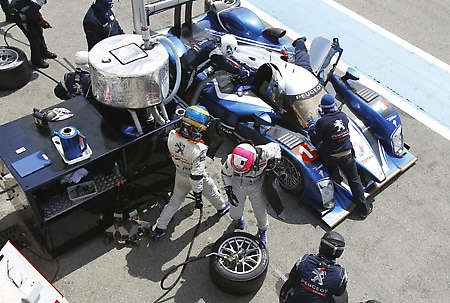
left=89, top=34, right=169, bottom=109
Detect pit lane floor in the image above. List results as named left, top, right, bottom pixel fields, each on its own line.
left=0, top=1, right=449, bottom=302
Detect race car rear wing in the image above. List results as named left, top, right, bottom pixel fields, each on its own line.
left=309, top=37, right=343, bottom=83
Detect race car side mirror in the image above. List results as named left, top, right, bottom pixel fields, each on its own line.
left=342, top=67, right=360, bottom=82
left=262, top=28, right=286, bottom=44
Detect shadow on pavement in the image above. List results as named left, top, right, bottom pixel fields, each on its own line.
left=0, top=72, right=40, bottom=98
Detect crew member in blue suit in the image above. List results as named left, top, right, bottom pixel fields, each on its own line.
left=83, top=0, right=124, bottom=51
left=292, top=36, right=313, bottom=73
left=280, top=231, right=348, bottom=303
left=179, top=34, right=254, bottom=96
left=308, top=94, right=373, bottom=219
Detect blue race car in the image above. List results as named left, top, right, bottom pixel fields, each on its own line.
left=163, top=3, right=417, bottom=227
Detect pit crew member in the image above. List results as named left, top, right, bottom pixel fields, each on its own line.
left=179, top=34, right=254, bottom=96
left=152, top=105, right=230, bottom=239
left=9, top=0, right=57, bottom=68
left=308, top=94, right=373, bottom=219
left=83, top=0, right=124, bottom=51
left=221, top=142, right=281, bottom=245
left=280, top=231, right=348, bottom=303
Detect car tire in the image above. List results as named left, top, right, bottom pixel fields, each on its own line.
left=0, top=46, right=32, bottom=91
left=210, top=232, right=269, bottom=295
left=204, top=0, right=241, bottom=13
left=276, top=150, right=304, bottom=194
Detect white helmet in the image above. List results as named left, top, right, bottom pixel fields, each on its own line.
left=221, top=34, right=238, bottom=56
left=231, top=143, right=257, bottom=174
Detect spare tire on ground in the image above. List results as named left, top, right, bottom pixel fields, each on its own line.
left=210, top=231, right=269, bottom=295
left=0, top=46, right=32, bottom=91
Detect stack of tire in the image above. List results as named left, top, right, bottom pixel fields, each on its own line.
left=0, top=46, right=32, bottom=90
left=209, top=232, right=269, bottom=295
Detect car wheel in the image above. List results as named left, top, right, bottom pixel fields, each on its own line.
left=204, top=0, right=241, bottom=13
left=276, top=151, right=304, bottom=194
left=0, top=46, right=32, bottom=91
left=210, top=232, right=269, bottom=295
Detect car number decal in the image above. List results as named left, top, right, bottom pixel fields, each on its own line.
left=292, top=142, right=319, bottom=164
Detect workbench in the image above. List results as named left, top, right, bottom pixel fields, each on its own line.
left=0, top=96, right=177, bottom=255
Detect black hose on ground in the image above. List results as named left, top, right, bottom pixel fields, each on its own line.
left=153, top=205, right=204, bottom=303
left=3, top=23, right=17, bottom=47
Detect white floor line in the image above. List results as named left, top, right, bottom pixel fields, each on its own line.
left=240, top=0, right=450, bottom=141
left=322, top=0, right=450, bottom=73
left=269, top=262, right=288, bottom=282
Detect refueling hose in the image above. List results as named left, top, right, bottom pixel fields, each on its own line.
left=151, top=35, right=182, bottom=106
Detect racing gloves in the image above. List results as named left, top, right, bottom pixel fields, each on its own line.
left=39, top=13, right=52, bottom=29
left=193, top=191, right=203, bottom=209
left=225, top=186, right=239, bottom=207
left=306, top=116, right=316, bottom=132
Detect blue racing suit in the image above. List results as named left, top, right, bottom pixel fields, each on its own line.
left=179, top=39, right=254, bottom=95
left=280, top=254, right=348, bottom=303
left=294, top=38, right=313, bottom=73
left=83, top=2, right=123, bottom=50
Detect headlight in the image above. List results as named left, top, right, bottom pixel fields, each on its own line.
left=317, top=179, right=334, bottom=209
left=391, top=125, right=404, bottom=156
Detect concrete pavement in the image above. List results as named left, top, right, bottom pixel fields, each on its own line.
left=1, top=1, right=449, bottom=302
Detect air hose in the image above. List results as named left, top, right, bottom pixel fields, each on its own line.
left=154, top=204, right=229, bottom=303
left=3, top=23, right=18, bottom=47
left=153, top=206, right=204, bottom=303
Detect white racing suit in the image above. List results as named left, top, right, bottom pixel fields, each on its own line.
left=221, top=142, right=281, bottom=230
left=156, top=130, right=226, bottom=230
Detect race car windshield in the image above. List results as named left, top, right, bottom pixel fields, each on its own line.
left=287, top=86, right=326, bottom=128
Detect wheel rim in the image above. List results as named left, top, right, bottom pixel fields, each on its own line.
left=277, top=156, right=303, bottom=191
left=0, top=48, right=19, bottom=70
left=217, top=235, right=262, bottom=274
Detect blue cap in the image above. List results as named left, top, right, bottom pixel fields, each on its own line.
left=320, top=94, right=336, bottom=112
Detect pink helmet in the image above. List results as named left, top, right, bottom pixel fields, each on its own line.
left=231, top=143, right=257, bottom=174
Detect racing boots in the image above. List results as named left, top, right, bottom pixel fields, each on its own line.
left=233, top=218, right=246, bottom=230
left=42, top=50, right=58, bottom=59
left=292, top=36, right=306, bottom=47
left=33, top=59, right=49, bottom=69
left=152, top=227, right=167, bottom=240
left=257, top=229, right=267, bottom=245
left=359, top=202, right=373, bottom=219
left=217, top=202, right=230, bottom=217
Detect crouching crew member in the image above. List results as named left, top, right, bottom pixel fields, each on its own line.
left=83, top=0, right=124, bottom=51
left=308, top=94, right=373, bottom=219
left=152, top=106, right=230, bottom=239
left=280, top=231, right=348, bottom=303
left=221, top=142, right=281, bottom=245
left=179, top=34, right=253, bottom=96
left=9, top=0, right=57, bottom=68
